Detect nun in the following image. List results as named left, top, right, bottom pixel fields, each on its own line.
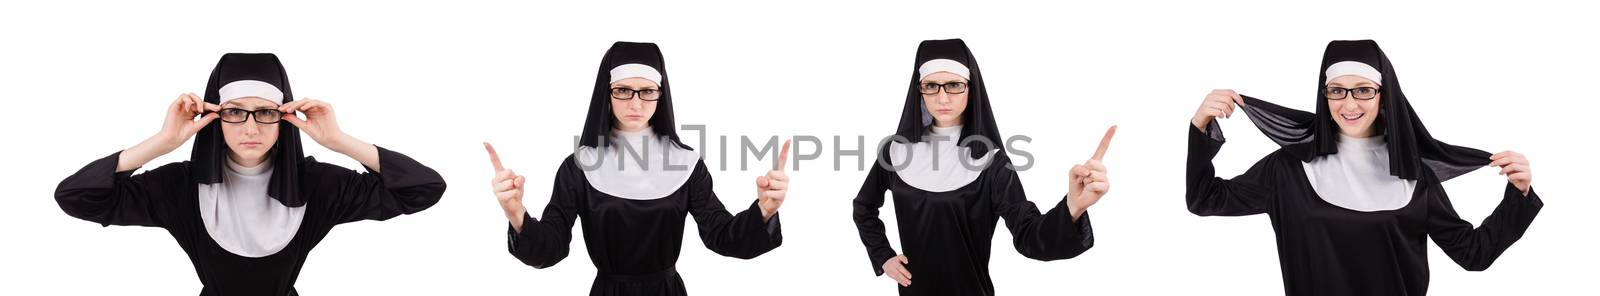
left=1185, top=40, right=1543, bottom=295
left=53, top=53, right=447, bottom=296
left=852, top=38, right=1114, bottom=295
left=483, top=41, right=787, bottom=296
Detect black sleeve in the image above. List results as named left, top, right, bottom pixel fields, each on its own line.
left=304, top=146, right=447, bottom=224
left=990, top=161, right=1094, bottom=261
left=1186, top=122, right=1278, bottom=216
left=54, top=151, right=187, bottom=228
left=852, top=151, right=897, bottom=276
left=508, top=156, right=585, bottom=269
left=1427, top=182, right=1544, bottom=271
left=686, top=161, right=782, bottom=259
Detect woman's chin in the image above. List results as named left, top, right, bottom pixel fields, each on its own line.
left=228, top=150, right=270, bottom=163
left=1337, top=124, right=1377, bottom=137
left=618, top=122, right=648, bottom=131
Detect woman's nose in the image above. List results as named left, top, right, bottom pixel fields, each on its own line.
left=241, top=121, right=261, bottom=135
left=935, top=93, right=951, bottom=104
left=1341, top=101, right=1362, bottom=112
left=628, top=98, right=643, bottom=110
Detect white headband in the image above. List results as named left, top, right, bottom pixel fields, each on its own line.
left=218, top=80, right=284, bottom=104
left=608, top=63, right=663, bottom=86
left=1324, top=61, right=1383, bottom=85
left=918, top=59, right=970, bottom=80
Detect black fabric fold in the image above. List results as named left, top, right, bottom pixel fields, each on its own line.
left=577, top=41, right=692, bottom=151
left=1235, top=40, right=1490, bottom=181
left=893, top=38, right=1004, bottom=159
left=191, top=53, right=308, bottom=206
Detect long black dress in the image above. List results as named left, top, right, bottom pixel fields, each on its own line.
left=853, top=150, right=1094, bottom=296
left=506, top=155, right=782, bottom=296
left=1186, top=124, right=1542, bottom=295
left=54, top=146, right=447, bottom=296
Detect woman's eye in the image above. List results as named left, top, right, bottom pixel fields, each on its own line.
left=641, top=89, right=657, bottom=95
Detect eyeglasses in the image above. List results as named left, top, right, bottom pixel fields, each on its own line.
left=1325, top=87, right=1380, bottom=100
left=214, top=108, right=285, bottom=124
left=920, top=82, right=968, bottom=95
left=611, top=87, right=662, bottom=101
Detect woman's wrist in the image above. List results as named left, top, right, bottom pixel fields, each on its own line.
left=505, top=205, right=526, bottom=231
left=760, top=203, right=777, bottom=221
left=117, top=134, right=176, bottom=171
left=1066, top=197, right=1087, bottom=222
left=327, top=133, right=361, bottom=154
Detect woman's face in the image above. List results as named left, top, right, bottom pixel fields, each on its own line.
left=920, top=72, right=968, bottom=127
left=610, top=77, right=659, bottom=132
left=220, top=97, right=280, bottom=166
left=1325, top=75, right=1382, bottom=138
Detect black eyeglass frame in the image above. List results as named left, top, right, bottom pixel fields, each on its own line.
left=1324, top=86, right=1381, bottom=100
left=209, top=108, right=286, bottom=124
left=919, top=81, right=969, bottom=95
left=610, top=87, right=663, bottom=101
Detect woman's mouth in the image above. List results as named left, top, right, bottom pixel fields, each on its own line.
left=935, top=108, right=954, bottom=114
left=624, top=115, right=644, bottom=120
left=1340, top=112, right=1364, bottom=122
left=240, top=141, right=263, bottom=148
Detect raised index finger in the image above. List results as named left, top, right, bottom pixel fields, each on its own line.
left=775, top=139, right=792, bottom=171
left=1091, top=125, right=1117, bottom=161
left=484, top=142, right=505, bottom=172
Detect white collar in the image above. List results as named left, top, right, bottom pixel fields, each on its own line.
left=930, top=124, right=961, bottom=137
left=575, top=127, right=702, bottom=200
left=889, top=125, right=998, bottom=192
left=1302, top=134, right=1417, bottom=211
left=198, top=157, right=305, bottom=257
left=1338, top=134, right=1384, bottom=150
left=226, top=156, right=272, bottom=176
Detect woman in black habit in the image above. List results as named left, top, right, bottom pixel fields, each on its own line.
left=483, top=41, right=789, bottom=296
left=852, top=38, right=1116, bottom=295
left=54, top=53, right=447, bottom=296
left=1186, top=40, right=1543, bottom=295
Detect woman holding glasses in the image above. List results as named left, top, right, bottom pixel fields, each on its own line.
left=53, top=53, right=447, bottom=296
left=1185, top=40, right=1544, bottom=295
left=852, top=39, right=1116, bottom=295
left=484, top=41, right=789, bottom=296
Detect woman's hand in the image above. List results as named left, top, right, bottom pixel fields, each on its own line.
left=280, top=99, right=379, bottom=170
left=1192, top=89, right=1243, bottom=131
left=279, top=99, right=350, bottom=150
left=883, top=255, right=912, bottom=287
left=1491, top=150, right=1534, bottom=196
left=756, top=140, right=792, bottom=222
left=485, top=142, right=529, bottom=232
left=118, top=93, right=219, bottom=171
left=1067, top=126, right=1116, bottom=221
left=158, top=93, right=221, bottom=149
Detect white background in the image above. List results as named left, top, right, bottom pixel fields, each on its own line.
left=3, top=1, right=1596, bottom=295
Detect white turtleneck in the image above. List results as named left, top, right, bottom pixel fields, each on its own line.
left=1302, top=134, right=1418, bottom=212
left=888, top=125, right=999, bottom=192
left=574, top=127, right=702, bottom=200
left=197, top=157, right=306, bottom=258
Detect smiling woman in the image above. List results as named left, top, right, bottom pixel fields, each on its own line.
left=53, top=53, right=447, bottom=296
left=1185, top=40, right=1543, bottom=296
